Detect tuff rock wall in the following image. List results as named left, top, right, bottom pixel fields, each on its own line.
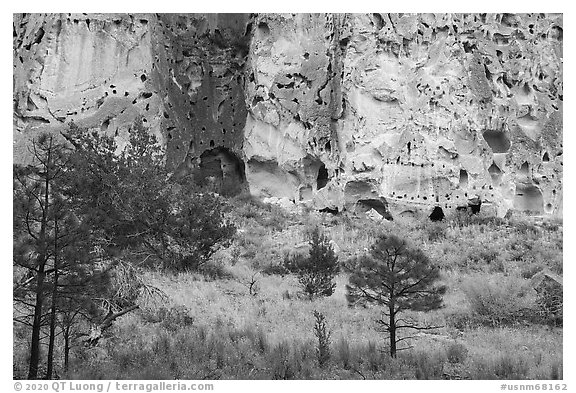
left=13, top=13, right=563, bottom=218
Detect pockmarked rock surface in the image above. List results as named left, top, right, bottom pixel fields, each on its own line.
left=14, top=13, right=563, bottom=218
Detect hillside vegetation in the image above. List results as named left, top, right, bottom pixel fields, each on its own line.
left=13, top=125, right=562, bottom=380
left=14, top=194, right=562, bottom=380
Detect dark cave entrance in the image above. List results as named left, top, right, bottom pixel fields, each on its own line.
left=482, top=130, right=511, bottom=153
left=459, top=169, right=469, bottom=188
left=196, top=147, right=246, bottom=196
left=357, top=198, right=393, bottom=221
left=488, top=162, right=503, bottom=184
left=468, top=198, right=482, bottom=214
left=319, top=206, right=339, bottom=215
left=514, top=184, right=544, bottom=213
left=317, top=164, right=329, bottom=190
left=429, top=206, right=445, bottom=221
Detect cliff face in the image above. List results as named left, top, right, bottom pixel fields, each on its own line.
left=13, top=13, right=251, bottom=195
left=13, top=13, right=563, bottom=218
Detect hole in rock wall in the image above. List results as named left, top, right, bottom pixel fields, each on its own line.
left=344, top=180, right=377, bottom=201
left=101, top=118, right=110, bottom=132
left=319, top=206, right=339, bottom=215
left=520, top=162, right=529, bottom=176
left=482, top=130, right=511, bottom=153
left=196, top=147, right=246, bottom=197
left=459, top=169, right=469, bottom=188
left=371, top=13, right=384, bottom=30
left=257, top=21, right=270, bottom=35
left=27, top=96, right=38, bottom=111
left=488, top=162, right=503, bottom=183
left=317, top=164, right=329, bottom=190
left=429, top=206, right=445, bottom=221
left=468, top=197, right=482, bottom=214
left=549, top=25, right=563, bottom=41
left=543, top=152, right=550, bottom=162
left=514, top=184, right=544, bottom=213
left=357, top=199, right=393, bottom=220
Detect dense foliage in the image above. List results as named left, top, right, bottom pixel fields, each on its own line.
left=284, top=227, right=339, bottom=299
left=13, top=120, right=235, bottom=378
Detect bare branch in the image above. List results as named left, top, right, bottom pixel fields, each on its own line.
left=85, top=304, right=139, bottom=347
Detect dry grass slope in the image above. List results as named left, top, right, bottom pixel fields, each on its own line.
left=14, top=196, right=563, bottom=379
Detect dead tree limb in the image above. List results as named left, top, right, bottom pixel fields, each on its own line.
left=85, top=304, right=139, bottom=347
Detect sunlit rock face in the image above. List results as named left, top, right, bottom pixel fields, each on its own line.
left=244, top=13, right=563, bottom=218
left=13, top=13, right=251, bottom=193
left=14, top=13, right=563, bottom=217
left=14, top=14, right=157, bottom=158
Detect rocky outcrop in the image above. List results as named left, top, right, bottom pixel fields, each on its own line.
left=13, top=13, right=251, bottom=194
left=243, top=13, right=563, bottom=218
left=13, top=13, right=563, bottom=218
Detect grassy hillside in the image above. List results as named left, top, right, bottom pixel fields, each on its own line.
left=14, top=196, right=563, bottom=380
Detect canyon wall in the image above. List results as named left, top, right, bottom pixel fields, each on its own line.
left=13, top=13, right=563, bottom=218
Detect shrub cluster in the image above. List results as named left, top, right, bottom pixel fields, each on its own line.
left=283, top=227, right=339, bottom=299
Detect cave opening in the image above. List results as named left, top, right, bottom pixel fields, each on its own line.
left=317, top=164, right=329, bottom=190
left=319, top=206, right=339, bottom=215
left=257, top=21, right=270, bottom=35
left=459, top=169, right=469, bottom=188
left=514, top=184, right=544, bottom=213
left=429, top=206, right=445, bottom=221
left=101, top=118, right=110, bottom=132
left=543, top=152, right=550, bottom=162
left=482, top=130, right=511, bottom=153
left=468, top=197, right=482, bottom=214
left=520, top=161, right=529, bottom=175
left=196, top=147, right=246, bottom=196
left=488, top=162, right=503, bottom=183
left=357, top=198, right=393, bottom=221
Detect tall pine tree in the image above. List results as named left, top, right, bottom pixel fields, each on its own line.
left=13, top=133, right=70, bottom=379
left=346, top=234, right=446, bottom=357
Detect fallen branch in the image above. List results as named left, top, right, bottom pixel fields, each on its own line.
left=85, top=304, right=139, bottom=346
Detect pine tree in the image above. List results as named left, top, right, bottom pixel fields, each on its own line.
left=13, top=133, right=117, bottom=378
left=13, top=133, right=70, bottom=379
left=293, top=227, right=339, bottom=299
left=61, top=119, right=235, bottom=272
left=346, top=234, right=446, bottom=357
left=13, top=126, right=165, bottom=378
left=14, top=120, right=235, bottom=377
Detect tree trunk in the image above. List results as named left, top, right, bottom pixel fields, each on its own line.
left=389, top=304, right=397, bottom=358
left=45, top=277, right=57, bottom=379
left=63, top=325, right=70, bottom=372
left=28, top=267, right=45, bottom=379
left=46, top=221, right=59, bottom=379
left=28, top=136, right=52, bottom=380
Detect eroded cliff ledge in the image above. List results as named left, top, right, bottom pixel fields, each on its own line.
left=13, top=13, right=563, bottom=218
